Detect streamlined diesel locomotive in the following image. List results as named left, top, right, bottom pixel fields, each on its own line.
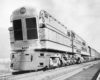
left=9, top=6, right=100, bottom=71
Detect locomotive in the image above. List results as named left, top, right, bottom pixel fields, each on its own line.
left=8, top=6, right=100, bottom=71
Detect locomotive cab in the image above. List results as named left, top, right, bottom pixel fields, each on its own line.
left=10, top=7, right=40, bottom=50
left=9, top=7, right=49, bottom=70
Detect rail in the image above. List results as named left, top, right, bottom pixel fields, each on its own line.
left=0, top=60, right=99, bottom=80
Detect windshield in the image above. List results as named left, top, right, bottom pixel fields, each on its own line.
left=13, top=19, right=23, bottom=40
left=26, top=17, right=38, bottom=39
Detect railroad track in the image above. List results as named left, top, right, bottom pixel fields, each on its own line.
left=0, top=60, right=100, bottom=80
left=96, top=73, right=100, bottom=80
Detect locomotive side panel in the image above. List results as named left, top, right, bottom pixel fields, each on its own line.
left=72, top=31, right=90, bottom=56
left=39, top=11, right=72, bottom=52
left=39, top=27, right=72, bottom=52
left=39, top=10, right=67, bottom=34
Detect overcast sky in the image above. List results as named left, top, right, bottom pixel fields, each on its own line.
left=0, top=0, right=100, bottom=58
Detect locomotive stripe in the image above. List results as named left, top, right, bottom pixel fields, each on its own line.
left=40, top=39, right=72, bottom=48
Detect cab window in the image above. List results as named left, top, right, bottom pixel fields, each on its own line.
left=13, top=19, right=23, bottom=40
left=26, top=18, right=38, bottom=39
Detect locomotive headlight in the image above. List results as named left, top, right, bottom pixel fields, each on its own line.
left=20, top=7, right=26, bottom=14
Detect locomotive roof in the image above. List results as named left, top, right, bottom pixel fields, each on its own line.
left=10, top=6, right=41, bottom=21
left=13, top=6, right=41, bottom=14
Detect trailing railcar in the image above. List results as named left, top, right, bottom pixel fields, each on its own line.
left=9, top=6, right=100, bottom=71
left=88, top=47, right=100, bottom=60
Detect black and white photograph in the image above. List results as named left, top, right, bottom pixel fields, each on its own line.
left=0, top=0, right=100, bottom=80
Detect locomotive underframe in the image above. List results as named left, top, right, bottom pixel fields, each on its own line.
left=11, top=48, right=79, bottom=71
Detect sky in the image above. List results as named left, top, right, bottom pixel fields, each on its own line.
left=0, top=0, right=100, bottom=58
